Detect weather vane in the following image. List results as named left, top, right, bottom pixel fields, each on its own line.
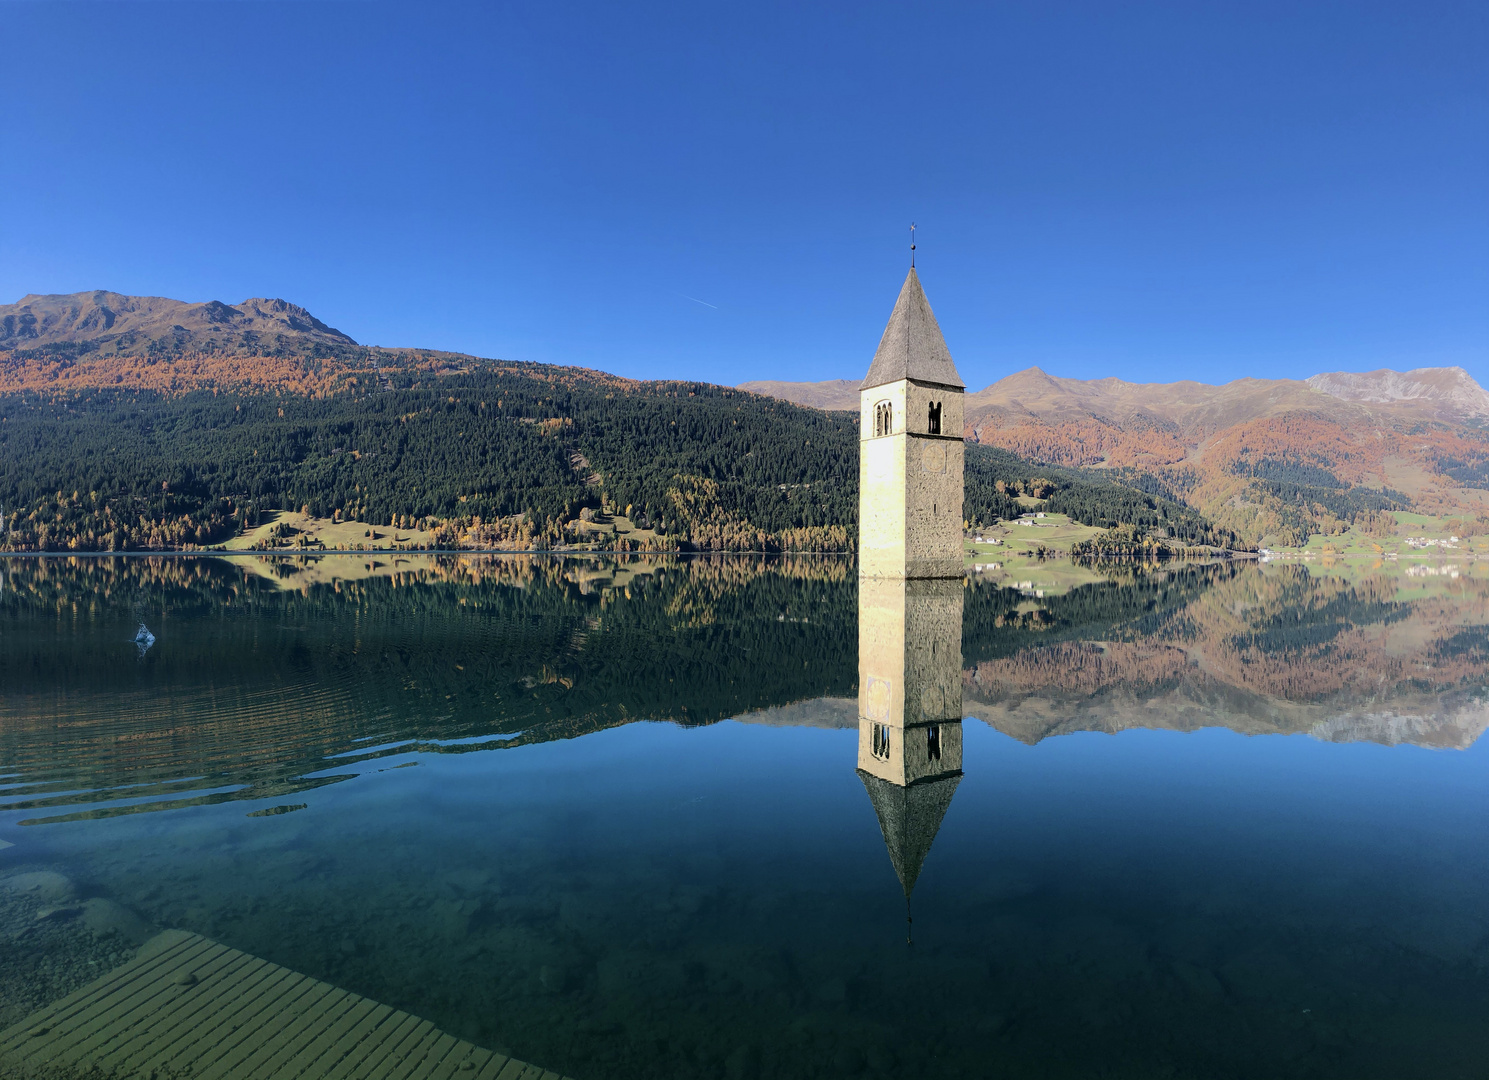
left=910, top=223, right=916, bottom=269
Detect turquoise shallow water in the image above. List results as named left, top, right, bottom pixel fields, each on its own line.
left=3, top=554, right=1489, bottom=1079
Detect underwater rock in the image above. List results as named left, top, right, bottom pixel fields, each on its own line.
left=0, top=878, right=140, bottom=1032
left=80, top=898, right=156, bottom=945
left=1, top=871, right=76, bottom=904
left=443, top=868, right=495, bottom=894
left=34, top=905, right=82, bottom=923
left=429, top=897, right=482, bottom=940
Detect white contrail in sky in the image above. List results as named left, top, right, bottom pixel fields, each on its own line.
left=673, top=291, right=718, bottom=309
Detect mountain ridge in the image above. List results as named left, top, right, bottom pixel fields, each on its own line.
left=742, top=365, right=1489, bottom=541
left=0, top=290, right=357, bottom=355
left=3, top=289, right=1485, bottom=550
left=741, top=365, right=1489, bottom=424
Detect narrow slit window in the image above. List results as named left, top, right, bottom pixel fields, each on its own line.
left=927, top=724, right=942, bottom=761
left=928, top=401, right=942, bottom=435
left=874, top=401, right=893, bottom=437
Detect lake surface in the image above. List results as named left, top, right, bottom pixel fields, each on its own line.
left=2, top=553, right=1488, bottom=1079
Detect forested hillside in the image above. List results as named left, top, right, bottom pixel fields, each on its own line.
left=964, top=444, right=1238, bottom=549
left=756, top=365, right=1489, bottom=546
left=0, top=321, right=1239, bottom=553
left=0, top=362, right=855, bottom=551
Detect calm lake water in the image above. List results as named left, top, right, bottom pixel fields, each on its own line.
left=2, top=553, right=1488, bottom=1079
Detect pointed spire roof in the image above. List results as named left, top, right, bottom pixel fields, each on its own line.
left=861, top=268, right=965, bottom=392
left=858, top=769, right=962, bottom=897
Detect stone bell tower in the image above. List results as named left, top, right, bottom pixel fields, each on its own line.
left=859, top=268, right=965, bottom=579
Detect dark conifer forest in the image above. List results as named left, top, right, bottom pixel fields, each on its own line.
left=0, top=347, right=1237, bottom=552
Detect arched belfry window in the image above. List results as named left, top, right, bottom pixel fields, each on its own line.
left=927, top=724, right=942, bottom=761
left=928, top=401, right=942, bottom=435
left=874, top=401, right=893, bottom=437
left=872, top=723, right=891, bottom=760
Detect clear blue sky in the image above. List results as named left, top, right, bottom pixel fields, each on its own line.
left=3, top=1, right=1485, bottom=391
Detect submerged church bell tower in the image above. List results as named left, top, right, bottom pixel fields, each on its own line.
left=859, top=266, right=965, bottom=579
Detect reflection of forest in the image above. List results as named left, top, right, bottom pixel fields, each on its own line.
left=963, top=564, right=1489, bottom=748
left=0, top=554, right=856, bottom=821
left=4, top=556, right=1487, bottom=826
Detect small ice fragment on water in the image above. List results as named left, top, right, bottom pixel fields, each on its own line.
left=133, top=623, right=156, bottom=656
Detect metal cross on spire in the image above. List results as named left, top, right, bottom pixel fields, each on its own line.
left=910, top=223, right=916, bottom=269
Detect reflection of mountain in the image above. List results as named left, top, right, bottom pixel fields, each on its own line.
left=5, top=555, right=1487, bottom=829
left=0, top=554, right=856, bottom=821
left=963, top=565, right=1489, bottom=748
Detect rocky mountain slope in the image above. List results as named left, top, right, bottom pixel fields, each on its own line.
left=745, top=365, right=1489, bottom=424
left=744, top=365, right=1489, bottom=543
left=736, top=378, right=861, bottom=410
left=0, top=291, right=357, bottom=356
left=1304, top=367, right=1489, bottom=418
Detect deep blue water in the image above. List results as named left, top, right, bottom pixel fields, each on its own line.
left=2, top=554, right=1488, bottom=1079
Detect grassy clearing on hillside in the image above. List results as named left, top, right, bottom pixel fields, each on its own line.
left=565, top=514, right=662, bottom=549
left=969, top=513, right=1108, bottom=557
left=964, top=513, right=1112, bottom=595
left=1262, top=511, right=1489, bottom=560
left=218, top=510, right=437, bottom=552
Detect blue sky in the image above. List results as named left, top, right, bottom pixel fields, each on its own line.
left=3, top=1, right=1485, bottom=391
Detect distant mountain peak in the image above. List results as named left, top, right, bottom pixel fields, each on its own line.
left=0, top=290, right=357, bottom=355
left=737, top=378, right=861, bottom=410
left=1305, top=367, right=1489, bottom=416
left=749, top=364, right=1489, bottom=425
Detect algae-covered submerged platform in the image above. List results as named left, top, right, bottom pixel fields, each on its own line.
left=0, top=930, right=573, bottom=1080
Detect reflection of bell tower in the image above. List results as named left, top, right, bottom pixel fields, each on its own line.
left=857, top=576, right=964, bottom=939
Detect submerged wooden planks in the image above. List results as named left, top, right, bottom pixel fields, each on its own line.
left=0, top=930, right=573, bottom=1080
